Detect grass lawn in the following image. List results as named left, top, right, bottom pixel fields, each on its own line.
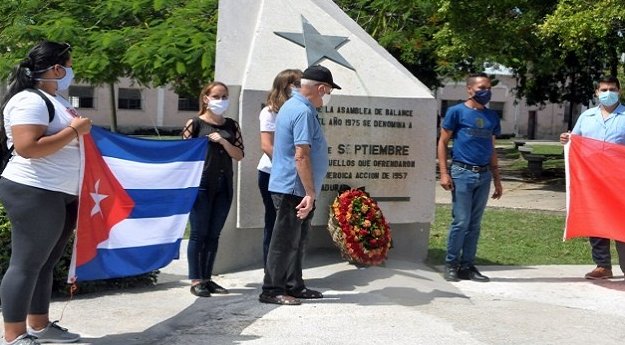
left=427, top=205, right=600, bottom=266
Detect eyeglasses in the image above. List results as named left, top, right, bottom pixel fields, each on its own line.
left=58, top=43, right=72, bottom=57
left=321, top=83, right=333, bottom=94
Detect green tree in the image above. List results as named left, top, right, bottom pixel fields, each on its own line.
left=539, top=0, right=625, bottom=76
left=334, top=0, right=443, bottom=89
left=435, top=0, right=622, bottom=129
left=0, top=0, right=217, bottom=130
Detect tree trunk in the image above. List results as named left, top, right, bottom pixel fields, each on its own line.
left=109, top=83, right=117, bottom=132
left=567, top=74, right=576, bottom=131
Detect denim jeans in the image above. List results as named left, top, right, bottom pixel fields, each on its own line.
left=589, top=237, right=625, bottom=273
left=258, top=171, right=276, bottom=266
left=187, top=178, right=232, bottom=280
left=445, top=165, right=492, bottom=268
left=262, top=193, right=313, bottom=296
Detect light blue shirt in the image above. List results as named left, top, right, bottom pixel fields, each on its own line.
left=572, top=103, right=625, bottom=144
left=269, top=91, right=328, bottom=197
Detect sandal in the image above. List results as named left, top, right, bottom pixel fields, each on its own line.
left=259, top=293, right=301, bottom=305
left=288, top=288, right=323, bottom=299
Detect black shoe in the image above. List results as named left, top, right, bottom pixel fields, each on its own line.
left=458, top=265, right=490, bottom=282
left=190, top=284, right=211, bottom=297
left=204, top=280, right=229, bottom=294
left=444, top=264, right=460, bottom=281
left=287, top=288, right=323, bottom=299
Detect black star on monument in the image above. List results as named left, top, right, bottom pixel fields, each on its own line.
left=274, top=15, right=354, bottom=70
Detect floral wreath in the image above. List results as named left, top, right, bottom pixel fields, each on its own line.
left=328, top=187, right=392, bottom=266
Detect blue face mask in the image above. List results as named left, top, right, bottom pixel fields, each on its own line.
left=598, top=91, right=620, bottom=107
left=473, top=89, right=492, bottom=105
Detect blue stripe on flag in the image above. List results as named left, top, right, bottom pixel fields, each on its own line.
left=126, top=188, right=199, bottom=218
left=75, top=240, right=182, bottom=281
left=90, top=126, right=207, bottom=163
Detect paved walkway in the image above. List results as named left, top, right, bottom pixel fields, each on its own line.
left=435, top=179, right=566, bottom=212
left=8, top=181, right=625, bottom=345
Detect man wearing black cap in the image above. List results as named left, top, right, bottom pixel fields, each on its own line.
left=259, top=65, right=341, bottom=305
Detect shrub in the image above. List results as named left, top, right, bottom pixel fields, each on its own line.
left=0, top=203, right=158, bottom=297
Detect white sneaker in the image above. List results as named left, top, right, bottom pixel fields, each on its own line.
left=27, top=321, right=79, bottom=343
left=3, top=333, right=40, bottom=345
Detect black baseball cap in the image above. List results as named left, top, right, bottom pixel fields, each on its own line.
left=302, top=65, right=342, bottom=90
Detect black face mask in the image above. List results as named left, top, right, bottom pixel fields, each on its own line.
left=473, top=89, right=492, bottom=105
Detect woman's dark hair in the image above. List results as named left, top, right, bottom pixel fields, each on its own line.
left=1, top=41, right=72, bottom=112
left=0, top=41, right=71, bottom=153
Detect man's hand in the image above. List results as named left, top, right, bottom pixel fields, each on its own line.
left=439, top=173, right=454, bottom=191
left=492, top=179, right=503, bottom=199
left=559, top=132, right=571, bottom=145
left=296, top=195, right=314, bottom=220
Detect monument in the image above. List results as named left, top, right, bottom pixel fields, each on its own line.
left=213, top=0, right=436, bottom=272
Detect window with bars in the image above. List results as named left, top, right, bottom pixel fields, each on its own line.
left=118, top=88, right=142, bottom=109
left=178, top=94, right=200, bottom=111
left=68, top=86, right=94, bottom=108
left=489, top=101, right=505, bottom=119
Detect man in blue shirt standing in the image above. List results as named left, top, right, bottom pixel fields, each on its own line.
left=437, top=73, right=503, bottom=282
left=259, top=65, right=340, bottom=305
left=560, top=76, right=625, bottom=280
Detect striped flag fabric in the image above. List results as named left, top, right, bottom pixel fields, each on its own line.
left=69, top=126, right=207, bottom=282
left=564, top=134, right=625, bottom=243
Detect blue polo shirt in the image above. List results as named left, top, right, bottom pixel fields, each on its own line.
left=442, top=103, right=501, bottom=166
left=572, top=103, right=625, bottom=144
left=269, top=91, right=328, bottom=197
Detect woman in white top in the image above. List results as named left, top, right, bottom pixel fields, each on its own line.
left=0, top=41, right=92, bottom=345
left=257, top=69, right=303, bottom=266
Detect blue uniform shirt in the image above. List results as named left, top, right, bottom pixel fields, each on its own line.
left=442, top=103, right=501, bottom=166
left=572, top=103, right=625, bottom=144
left=269, top=91, right=328, bottom=197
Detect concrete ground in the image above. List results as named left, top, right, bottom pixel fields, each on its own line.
left=8, top=181, right=625, bottom=345
left=435, top=179, right=566, bottom=212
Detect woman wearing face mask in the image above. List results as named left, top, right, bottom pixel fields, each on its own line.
left=181, top=81, right=244, bottom=297
left=257, top=69, right=303, bottom=266
left=0, top=41, right=92, bottom=345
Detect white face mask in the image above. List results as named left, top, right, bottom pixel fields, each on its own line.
left=208, top=99, right=229, bottom=116
left=321, top=93, right=332, bottom=106
left=34, top=65, right=74, bottom=91
left=56, top=66, right=74, bottom=91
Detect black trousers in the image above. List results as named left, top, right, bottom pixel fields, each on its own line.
left=0, top=178, right=77, bottom=322
left=262, top=193, right=313, bottom=296
left=590, top=237, right=625, bottom=273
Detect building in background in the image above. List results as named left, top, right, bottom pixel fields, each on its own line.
left=436, top=66, right=572, bottom=140
left=0, top=78, right=199, bottom=135
left=3, top=73, right=575, bottom=139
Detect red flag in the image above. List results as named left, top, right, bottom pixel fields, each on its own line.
left=565, top=135, right=625, bottom=242
left=76, top=134, right=135, bottom=266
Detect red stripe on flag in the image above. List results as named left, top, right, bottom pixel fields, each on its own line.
left=565, top=135, right=625, bottom=242
left=76, top=134, right=135, bottom=266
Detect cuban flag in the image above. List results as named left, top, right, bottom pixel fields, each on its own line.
left=564, top=134, right=625, bottom=243
left=69, top=126, right=207, bottom=282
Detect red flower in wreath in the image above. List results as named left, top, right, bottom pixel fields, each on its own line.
left=327, top=188, right=392, bottom=266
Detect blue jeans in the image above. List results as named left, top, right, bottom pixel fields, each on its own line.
left=445, top=165, right=492, bottom=268
left=258, top=171, right=276, bottom=266
left=187, top=178, right=232, bottom=280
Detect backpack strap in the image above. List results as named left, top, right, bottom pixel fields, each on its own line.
left=25, top=88, right=55, bottom=122
left=5, top=89, right=56, bottom=156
